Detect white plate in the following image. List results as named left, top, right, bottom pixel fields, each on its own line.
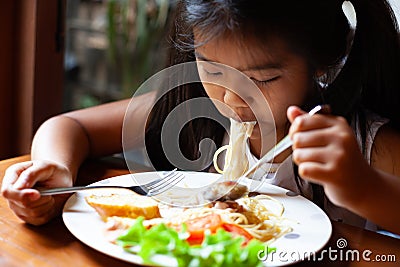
left=63, top=172, right=332, bottom=266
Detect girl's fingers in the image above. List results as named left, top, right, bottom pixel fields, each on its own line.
left=292, top=147, right=328, bottom=164
left=1, top=161, right=71, bottom=226
left=9, top=196, right=54, bottom=217
left=7, top=190, right=69, bottom=225
left=15, top=195, right=68, bottom=226
left=10, top=190, right=51, bottom=209
left=290, top=114, right=336, bottom=134
left=5, top=187, right=67, bottom=212
left=9, top=198, right=56, bottom=226
left=287, top=106, right=306, bottom=123
left=291, top=130, right=331, bottom=149
left=1, top=188, right=40, bottom=205
left=297, top=162, right=330, bottom=183
left=288, top=107, right=343, bottom=137
left=1, top=162, right=34, bottom=191
left=13, top=161, right=56, bottom=189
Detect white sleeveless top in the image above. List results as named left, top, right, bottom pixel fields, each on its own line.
left=216, top=110, right=389, bottom=231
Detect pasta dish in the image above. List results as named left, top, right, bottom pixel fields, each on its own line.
left=84, top=120, right=292, bottom=266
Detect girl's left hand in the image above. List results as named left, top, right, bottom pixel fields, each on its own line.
left=287, top=106, right=373, bottom=206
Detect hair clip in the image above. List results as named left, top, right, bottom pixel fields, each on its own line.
left=318, top=1, right=357, bottom=89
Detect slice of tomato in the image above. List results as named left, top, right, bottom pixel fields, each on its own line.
left=185, top=214, right=222, bottom=245
left=222, top=223, right=253, bottom=245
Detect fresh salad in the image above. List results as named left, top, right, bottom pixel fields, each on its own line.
left=116, top=216, right=275, bottom=267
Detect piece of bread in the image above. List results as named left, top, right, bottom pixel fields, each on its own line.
left=85, top=193, right=161, bottom=221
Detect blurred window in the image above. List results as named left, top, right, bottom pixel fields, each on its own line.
left=64, top=0, right=173, bottom=110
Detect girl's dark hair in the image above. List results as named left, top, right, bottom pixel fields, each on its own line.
left=145, top=0, right=400, bottom=172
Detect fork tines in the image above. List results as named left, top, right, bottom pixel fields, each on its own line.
left=145, top=170, right=184, bottom=196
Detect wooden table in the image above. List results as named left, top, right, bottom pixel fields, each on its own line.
left=0, top=156, right=399, bottom=267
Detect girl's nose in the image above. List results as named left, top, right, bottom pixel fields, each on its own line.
left=223, top=89, right=250, bottom=108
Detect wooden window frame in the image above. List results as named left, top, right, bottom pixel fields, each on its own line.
left=0, top=0, right=65, bottom=159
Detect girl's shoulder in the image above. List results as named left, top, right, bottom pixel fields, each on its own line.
left=370, top=115, right=400, bottom=176
left=352, top=109, right=389, bottom=164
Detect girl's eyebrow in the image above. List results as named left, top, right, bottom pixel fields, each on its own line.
left=195, top=52, right=218, bottom=66
left=194, top=52, right=283, bottom=71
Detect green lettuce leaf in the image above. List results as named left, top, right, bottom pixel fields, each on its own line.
left=116, top=217, right=272, bottom=267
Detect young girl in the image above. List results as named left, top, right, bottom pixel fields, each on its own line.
left=2, top=0, right=400, bottom=235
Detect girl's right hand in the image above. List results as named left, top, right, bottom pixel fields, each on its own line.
left=1, top=160, right=74, bottom=225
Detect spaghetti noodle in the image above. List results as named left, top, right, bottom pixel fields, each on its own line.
left=213, top=119, right=256, bottom=180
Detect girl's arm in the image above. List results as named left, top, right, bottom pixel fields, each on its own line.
left=356, top=124, right=400, bottom=234
left=31, top=98, right=131, bottom=180
left=31, top=90, right=156, bottom=181
left=1, top=92, right=155, bottom=225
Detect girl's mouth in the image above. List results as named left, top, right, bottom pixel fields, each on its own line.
left=225, top=109, right=257, bottom=123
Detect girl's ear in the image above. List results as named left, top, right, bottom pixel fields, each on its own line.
left=314, top=69, right=328, bottom=90
left=315, top=69, right=326, bottom=78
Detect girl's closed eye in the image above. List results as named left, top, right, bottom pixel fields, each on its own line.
left=203, top=68, right=223, bottom=76
left=251, top=76, right=280, bottom=86
left=198, top=62, right=224, bottom=78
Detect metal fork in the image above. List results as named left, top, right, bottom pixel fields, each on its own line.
left=38, top=169, right=184, bottom=197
